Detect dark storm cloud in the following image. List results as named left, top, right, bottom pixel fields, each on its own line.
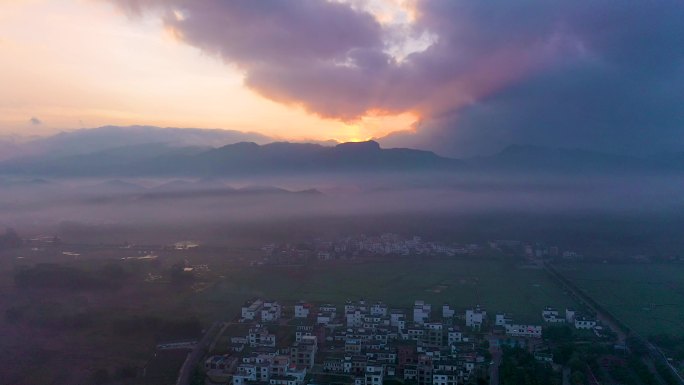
left=382, top=1, right=684, bottom=156
left=383, top=60, right=684, bottom=157
left=29, top=117, right=42, bottom=125
left=108, top=0, right=684, bottom=156
left=110, top=0, right=392, bottom=119
left=108, top=0, right=576, bottom=119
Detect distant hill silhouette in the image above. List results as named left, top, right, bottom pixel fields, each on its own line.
left=466, top=144, right=655, bottom=174
left=2, top=127, right=684, bottom=177
left=0, top=140, right=462, bottom=176
left=23, top=125, right=273, bottom=158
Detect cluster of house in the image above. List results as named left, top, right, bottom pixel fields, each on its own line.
left=259, top=235, right=588, bottom=265
left=488, top=305, right=600, bottom=341
left=261, top=234, right=478, bottom=264
left=173, top=240, right=200, bottom=250
left=205, top=300, right=317, bottom=385
left=204, top=351, right=310, bottom=385
left=319, top=300, right=487, bottom=385
left=202, top=299, right=603, bottom=385
left=204, top=298, right=549, bottom=385
left=242, top=300, right=283, bottom=323
left=542, top=307, right=599, bottom=330
left=488, top=240, right=580, bottom=260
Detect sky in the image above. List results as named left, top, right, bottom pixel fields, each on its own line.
left=1, top=0, right=683, bottom=156
left=0, top=0, right=418, bottom=143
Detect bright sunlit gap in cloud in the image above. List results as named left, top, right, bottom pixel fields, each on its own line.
left=333, top=111, right=418, bottom=143
left=340, top=0, right=437, bottom=63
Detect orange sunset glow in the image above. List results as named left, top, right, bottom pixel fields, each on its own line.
left=0, top=0, right=418, bottom=142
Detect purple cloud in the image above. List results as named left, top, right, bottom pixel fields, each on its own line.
left=109, top=0, right=575, bottom=119
left=108, top=0, right=684, bottom=156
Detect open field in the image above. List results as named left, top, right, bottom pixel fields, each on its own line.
left=557, top=263, right=684, bottom=337
left=195, top=258, right=577, bottom=323
left=1, top=244, right=579, bottom=384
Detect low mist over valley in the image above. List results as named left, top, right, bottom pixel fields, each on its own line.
left=2, top=126, right=683, bottom=254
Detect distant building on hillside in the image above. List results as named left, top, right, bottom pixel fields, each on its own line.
left=465, top=306, right=486, bottom=330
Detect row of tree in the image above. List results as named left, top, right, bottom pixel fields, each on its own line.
left=0, top=228, right=22, bottom=250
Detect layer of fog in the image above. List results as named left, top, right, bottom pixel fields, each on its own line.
left=2, top=173, right=683, bottom=234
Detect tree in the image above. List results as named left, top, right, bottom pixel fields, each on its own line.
left=169, top=262, right=193, bottom=285
left=570, top=371, right=585, bottom=385
left=0, top=228, right=22, bottom=250
left=91, top=369, right=110, bottom=385
left=553, top=343, right=575, bottom=365
left=627, top=336, right=649, bottom=357
left=500, top=347, right=560, bottom=385
left=543, top=325, right=574, bottom=343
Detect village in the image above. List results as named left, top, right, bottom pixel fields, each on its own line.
left=197, top=298, right=607, bottom=385
left=259, top=234, right=583, bottom=264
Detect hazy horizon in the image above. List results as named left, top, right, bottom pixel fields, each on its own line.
left=2, top=1, right=683, bottom=157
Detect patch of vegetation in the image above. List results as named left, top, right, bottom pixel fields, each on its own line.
left=13, top=263, right=127, bottom=290
left=499, top=347, right=560, bottom=385
left=609, top=366, right=639, bottom=385
left=543, top=325, right=574, bottom=344
left=0, top=228, right=22, bottom=250
left=627, top=357, right=657, bottom=385
left=655, top=361, right=680, bottom=385
left=189, top=367, right=205, bottom=385
left=199, top=259, right=576, bottom=321
left=112, top=315, right=202, bottom=341
left=5, top=301, right=97, bottom=330
left=650, top=334, right=684, bottom=361
left=559, top=263, right=684, bottom=337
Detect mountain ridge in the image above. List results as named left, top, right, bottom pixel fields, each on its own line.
left=1, top=126, right=684, bottom=177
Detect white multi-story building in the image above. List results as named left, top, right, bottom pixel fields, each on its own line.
left=504, top=323, right=542, bottom=338
left=542, top=307, right=565, bottom=323
left=574, top=316, right=597, bottom=330
left=447, top=328, right=463, bottom=346
left=232, top=365, right=257, bottom=385
left=565, top=308, right=576, bottom=323
left=364, top=363, right=384, bottom=385
left=295, top=325, right=313, bottom=342
left=346, top=309, right=364, bottom=327
left=433, top=371, right=460, bottom=385
left=230, top=353, right=306, bottom=385
left=294, top=302, right=311, bottom=319
left=270, top=355, right=291, bottom=377
left=442, top=304, right=455, bottom=319
left=495, top=313, right=513, bottom=327
left=344, top=301, right=357, bottom=314
left=233, top=354, right=274, bottom=385
left=465, top=307, right=486, bottom=330
left=269, top=366, right=306, bottom=385
left=290, top=335, right=317, bottom=369
left=319, top=304, right=337, bottom=313
left=317, top=311, right=335, bottom=326
left=390, top=310, right=406, bottom=329
left=261, top=301, right=282, bottom=322
left=407, top=326, right=425, bottom=341
left=248, top=326, right=276, bottom=347
left=242, top=299, right=264, bottom=320
left=413, top=300, right=431, bottom=325
left=317, top=251, right=332, bottom=261
left=370, top=302, right=388, bottom=317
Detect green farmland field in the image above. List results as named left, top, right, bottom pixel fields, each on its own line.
left=557, top=263, right=684, bottom=337
left=194, top=258, right=577, bottom=323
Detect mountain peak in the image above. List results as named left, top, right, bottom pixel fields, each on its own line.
left=334, top=140, right=381, bottom=152
left=217, top=141, right=260, bottom=151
